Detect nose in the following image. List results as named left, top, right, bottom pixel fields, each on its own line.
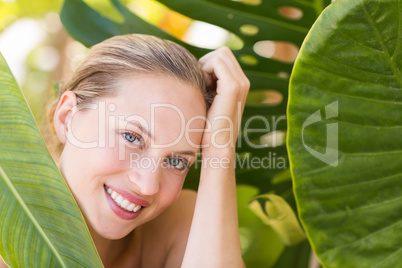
left=127, top=154, right=161, bottom=196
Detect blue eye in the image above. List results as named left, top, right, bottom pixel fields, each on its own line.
left=168, top=157, right=188, bottom=171
left=124, top=132, right=141, bottom=145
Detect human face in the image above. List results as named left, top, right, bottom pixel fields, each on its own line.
left=58, top=74, right=206, bottom=239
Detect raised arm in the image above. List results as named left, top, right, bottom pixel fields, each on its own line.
left=181, top=47, right=249, bottom=267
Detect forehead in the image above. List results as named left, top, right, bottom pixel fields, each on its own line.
left=104, top=74, right=206, bottom=147
left=112, top=73, right=205, bottom=116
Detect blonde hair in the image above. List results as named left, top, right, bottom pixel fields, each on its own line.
left=47, top=34, right=213, bottom=156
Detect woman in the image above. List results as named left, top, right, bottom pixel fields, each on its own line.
left=1, top=34, right=249, bottom=267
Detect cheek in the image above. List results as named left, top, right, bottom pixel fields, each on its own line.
left=68, top=110, right=100, bottom=145
left=59, top=145, right=124, bottom=223
left=158, top=174, right=185, bottom=208
left=64, top=112, right=128, bottom=179
left=60, top=139, right=125, bottom=194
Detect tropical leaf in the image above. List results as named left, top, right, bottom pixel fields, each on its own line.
left=60, top=0, right=209, bottom=55
left=237, top=185, right=285, bottom=267
left=238, top=186, right=311, bottom=268
left=288, top=0, right=402, bottom=267
left=248, top=193, right=306, bottom=246
left=60, top=0, right=331, bottom=194
left=0, top=53, right=103, bottom=267
left=271, top=240, right=312, bottom=268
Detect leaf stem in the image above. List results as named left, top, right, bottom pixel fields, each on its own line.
left=0, top=165, right=66, bottom=267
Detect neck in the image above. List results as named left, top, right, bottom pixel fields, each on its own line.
left=87, top=224, right=138, bottom=267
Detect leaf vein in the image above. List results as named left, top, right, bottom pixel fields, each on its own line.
left=0, top=165, right=66, bottom=267
left=324, top=218, right=402, bottom=256
left=307, top=172, right=402, bottom=193
left=341, top=149, right=402, bottom=157
left=327, top=118, right=402, bottom=129
left=338, top=29, right=384, bottom=53
left=363, top=2, right=402, bottom=86
left=316, top=53, right=398, bottom=79
left=303, top=79, right=402, bottom=105
left=374, top=246, right=402, bottom=267
left=391, top=0, right=401, bottom=60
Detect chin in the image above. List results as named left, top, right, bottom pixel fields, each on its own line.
left=94, top=222, right=135, bottom=240
left=83, top=211, right=135, bottom=240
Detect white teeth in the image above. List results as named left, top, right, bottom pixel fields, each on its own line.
left=120, top=199, right=130, bottom=209
left=115, top=195, right=123, bottom=205
left=105, top=186, right=142, bottom=212
left=126, top=203, right=136, bottom=211
left=133, top=205, right=141, bottom=213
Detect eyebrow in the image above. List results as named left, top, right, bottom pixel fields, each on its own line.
left=121, top=120, right=153, bottom=139
left=174, top=151, right=198, bottom=157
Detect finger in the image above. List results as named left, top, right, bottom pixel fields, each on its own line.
left=200, top=47, right=243, bottom=79
left=199, top=49, right=217, bottom=65
left=218, top=47, right=244, bottom=77
left=200, top=47, right=250, bottom=97
left=215, top=48, right=250, bottom=90
left=201, top=57, right=238, bottom=96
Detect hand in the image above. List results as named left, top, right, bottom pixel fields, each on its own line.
left=199, top=47, right=250, bottom=154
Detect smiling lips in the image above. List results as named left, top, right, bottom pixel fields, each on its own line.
left=104, top=185, right=148, bottom=220
left=105, top=185, right=142, bottom=212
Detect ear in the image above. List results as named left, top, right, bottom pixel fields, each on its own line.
left=53, top=91, right=77, bottom=144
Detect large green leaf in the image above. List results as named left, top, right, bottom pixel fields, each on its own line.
left=288, top=0, right=402, bottom=267
left=0, top=53, right=103, bottom=267
left=60, top=0, right=331, bottom=193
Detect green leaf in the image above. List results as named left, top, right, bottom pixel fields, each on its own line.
left=0, top=53, right=103, bottom=267
left=248, top=193, right=306, bottom=246
left=271, top=240, right=311, bottom=268
left=60, top=0, right=209, bottom=56
left=237, top=185, right=285, bottom=268
left=288, top=0, right=402, bottom=267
